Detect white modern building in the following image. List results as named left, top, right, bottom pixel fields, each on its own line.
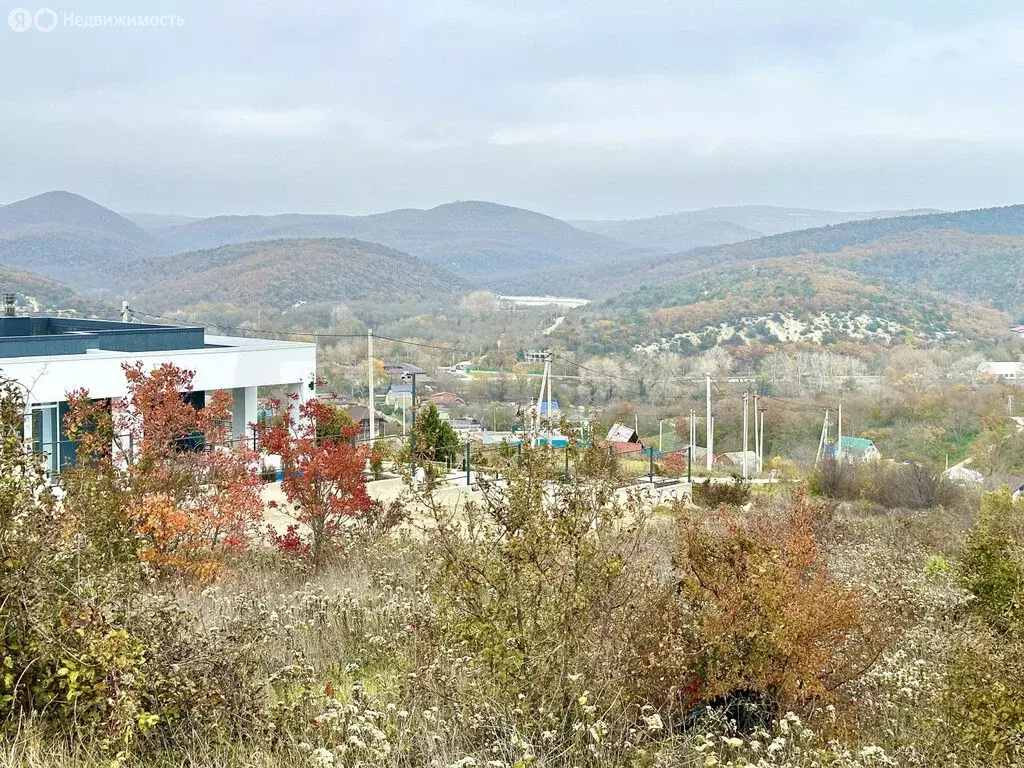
left=0, top=316, right=316, bottom=475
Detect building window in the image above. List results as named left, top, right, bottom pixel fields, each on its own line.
left=31, top=403, right=61, bottom=477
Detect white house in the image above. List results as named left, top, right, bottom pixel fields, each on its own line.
left=942, top=458, right=984, bottom=487
left=0, top=315, right=316, bottom=476
left=977, top=362, right=1024, bottom=380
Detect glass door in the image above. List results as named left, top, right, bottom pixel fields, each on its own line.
left=31, top=403, right=60, bottom=477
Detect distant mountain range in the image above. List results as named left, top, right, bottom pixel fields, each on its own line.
left=507, top=204, right=1024, bottom=307
left=149, top=201, right=646, bottom=284
left=571, top=206, right=941, bottom=252
left=0, top=190, right=1020, bottom=350
left=121, top=212, right=199, bottom=230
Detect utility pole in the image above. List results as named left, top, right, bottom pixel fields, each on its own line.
left=689, top=409, right=694, bottom=461
left=753, top=393, right=759, bottom=473
left=816, top=408, right=830, bottom=465
left=706, top=374, right=713, bottom=471
left=409, top=371, right=419, bottom=475
left=743, top=391, right=749, bottom=479
left=546, top=352, right=553, bottom=445
left=710, top=415, right=715, bottom=467
left=837, top=402, right=842, bottom=460
left=690, top=408, right=697, bottom=468
left=534, top=355, right=549, bottom=444
left=758, top=409, right=765, bottom=473
left=367, top=330, right=376, bottom=442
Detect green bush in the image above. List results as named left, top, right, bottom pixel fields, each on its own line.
left=693, top=477, right=751, bottom=507
left=960, top=489, right=1024, bottom=633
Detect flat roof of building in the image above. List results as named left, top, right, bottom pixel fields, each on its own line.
left=0, top=316, right=313, bottom=361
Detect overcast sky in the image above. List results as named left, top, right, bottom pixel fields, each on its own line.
left=4, top=1, right=1024, bottom=219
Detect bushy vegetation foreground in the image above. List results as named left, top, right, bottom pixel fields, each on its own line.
left=3, top=381, right=1024, bottom=766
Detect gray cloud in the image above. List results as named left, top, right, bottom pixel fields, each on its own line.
left=3, top=1, right=1024, bottom=217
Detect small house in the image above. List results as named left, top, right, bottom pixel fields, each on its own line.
left=942, top=459, right=984, bottom=487
left=977, top=362, right=1024, bottom=380
left=825, top=436, right=880, bottom=462
left=539, top=400, right=560, bottom=416
left=597, top=440, right=646, bottom=456
left=605, top=423, right=639, bottom=444
left=1012, top=478, right=1024, bottom=501
left=718, top=450, right=759, bottom=471
left=424, top=392, right=465, bottom=408
left=385, top=383, right=413, bottom=408
left=342, top=404, right=388, bottom=441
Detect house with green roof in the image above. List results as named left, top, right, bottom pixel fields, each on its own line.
left=824, top=436, right=880, bottom=462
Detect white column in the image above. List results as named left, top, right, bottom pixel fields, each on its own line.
left=22, top=398, right=33, bottom=454
left=112, top=396, right=130, bottom=468
left=287, top=383, right=302, bottom=437
left=231, top=386, right=257, bottom=447
left=287, top=381, right=314, bottom=436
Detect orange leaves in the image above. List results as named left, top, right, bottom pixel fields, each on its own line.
left=129, top=492, right=220, bottom=583
left=639, top=490, right=880, bottom=711
left=64, top=362, right=263, bottom=583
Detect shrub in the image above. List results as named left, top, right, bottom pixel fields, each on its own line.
left=960, top=488, right=1024, bottom=633
left=943, top=633, right=1024, bottom=763
left=413, top=443, right=655, bottom=753
left=0, top=376, right=270, bottom=753
left=811, top=456, right=961, bottom=510
left=258, top=398, right=371, bottom=568
left=633, top=489, right=882, bottom=718
left=808, top=456, right=862, bottom=500
left=64, top=362, right=263, bottom=582
left=693, top=477, right=751, bottom=507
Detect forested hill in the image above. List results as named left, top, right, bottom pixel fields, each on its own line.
left=155, top=201, right=645, bottom=284
left=572, top=205, right=938, bottom=252
left=0, top=191, right=159, bottom=292
left=555, top=256, right=1011, bottom=356
left=675, top=204, right=1024, bottom=272
left=504, top=204, right=1024, bottom=313
left=122, top=238, right=467, bottom=317
left=0, top=265, right=100, bottom=316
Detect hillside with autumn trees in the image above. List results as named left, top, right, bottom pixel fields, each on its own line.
left=501, top=204, right=1024, bottom=312
left=555, top=255, right=1011, bottom=355
left=120, top=237, right=467, bottom=318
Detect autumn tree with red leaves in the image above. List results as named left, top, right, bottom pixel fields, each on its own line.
left=258, top=397, right=371, bottom=568
left=64, top=361, right=263, bottom=581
